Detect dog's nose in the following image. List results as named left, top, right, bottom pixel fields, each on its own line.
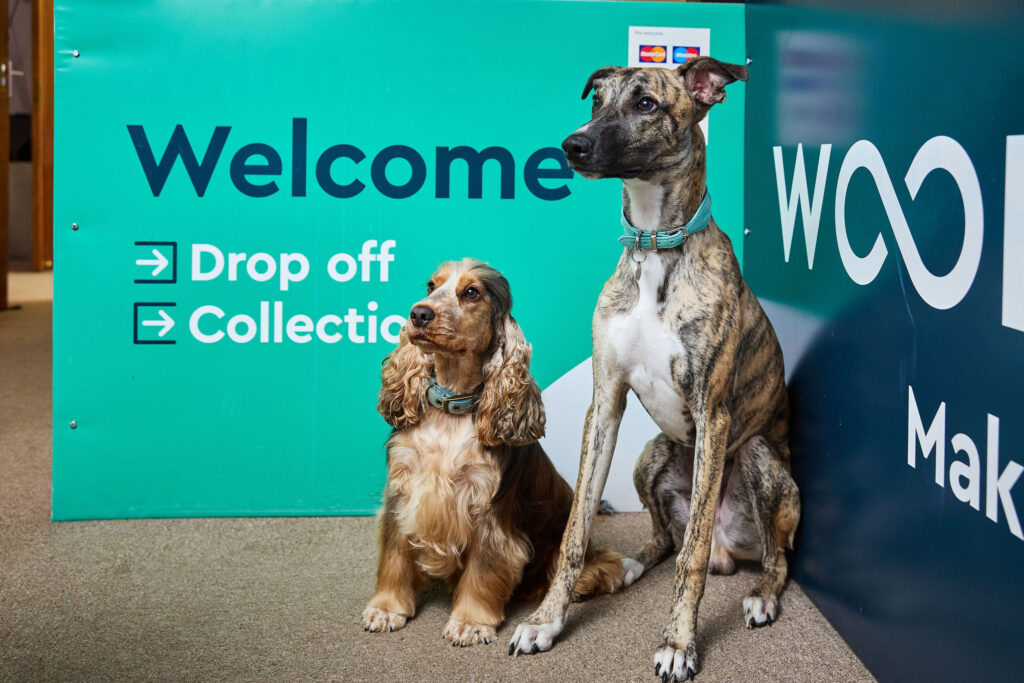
left=409, top=306, right=435, bottom=328
left=562, top=133, right=593, bottom=160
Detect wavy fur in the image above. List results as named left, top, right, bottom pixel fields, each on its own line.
left=476, top=314, right=546, bottom=447
left=377, top=327, right=432, bottom=429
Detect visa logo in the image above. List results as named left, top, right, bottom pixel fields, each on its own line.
left=639, top=45, right=667, bottom=63
left=673, top=46, right=700, bottom=64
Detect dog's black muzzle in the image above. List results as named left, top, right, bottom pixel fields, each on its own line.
left=562, top=126, right=644, bottom=179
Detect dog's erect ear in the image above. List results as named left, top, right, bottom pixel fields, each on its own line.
left=476, top=315, right=546, bottom=447
left=677, top=56, right=748, bottom=107
left=582, top=66, right=620, bottom=99
left=377, top=326, right=433, bottom=429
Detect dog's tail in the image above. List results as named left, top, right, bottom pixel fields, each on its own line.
left=571, top=544, right=625, bottom=600
left=496, top=442, right=629, bottom=601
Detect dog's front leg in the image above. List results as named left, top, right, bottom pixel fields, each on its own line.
left=445, top=530, right=529, bottom=647
left=362, top=503, right=422, bottom=633
left=654, top=401, right=731, bottom=681
left=509, top=374, right=629, bottom=656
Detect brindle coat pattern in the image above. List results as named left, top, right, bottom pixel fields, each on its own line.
left=508, top=58, right=801, bottom=681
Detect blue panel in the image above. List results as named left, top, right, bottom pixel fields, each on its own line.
left=744, top=1, right=1024, bottom=680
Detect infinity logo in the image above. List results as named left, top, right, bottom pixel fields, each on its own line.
left=773, top=135, right=1024, bottom=329
left=835, top=137, right=983, bottom=310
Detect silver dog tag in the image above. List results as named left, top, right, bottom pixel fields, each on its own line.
left=631, top=247, right=646, bottom=280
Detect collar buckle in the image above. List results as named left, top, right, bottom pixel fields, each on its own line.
left=427, top=377, right=480, bottom=415
left=618, top=187, right=711, bottom=252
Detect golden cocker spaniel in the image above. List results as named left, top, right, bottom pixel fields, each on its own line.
left=362, top=258, right=628, bottom=646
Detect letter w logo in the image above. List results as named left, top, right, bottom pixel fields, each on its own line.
left=128, top=125, right=231, bottom=197
left=773, top=144, right=831, bottom=268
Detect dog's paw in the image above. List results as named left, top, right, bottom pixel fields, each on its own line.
left=743, top=596, right=777, bottom=628
left=654, top=642, right=699, bottom=681
left=507, top=617, right=564, bottom=656
left=442, top=619, right=496, bottom=647
left=621, top=557, right=645, bottom=587
left=361, top=606, right=408, bottom=633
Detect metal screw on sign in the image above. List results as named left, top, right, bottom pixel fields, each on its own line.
left=72, top=50, right=80, bottom=58
left=70, top=421, right=77, bottom=430
left=71, top=223, right=78, bottom=231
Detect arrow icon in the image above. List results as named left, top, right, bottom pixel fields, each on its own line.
left=136, top=248, right=169, bottom=277
left=140, top=309, right=175, bottom=337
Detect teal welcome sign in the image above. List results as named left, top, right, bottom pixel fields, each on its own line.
left=52, top=0, right=745, bottom=519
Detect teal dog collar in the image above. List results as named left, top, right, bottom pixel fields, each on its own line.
left=426, top=377, right=480, bottom=415
left=618, top=189, right=712, bottom=250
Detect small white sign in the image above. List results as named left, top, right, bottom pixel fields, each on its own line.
left=628, top=26, right=712, bottom=143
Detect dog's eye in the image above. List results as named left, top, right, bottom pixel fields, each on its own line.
left=592, top=95, right=601, bottom=109
left=462, top=287, right=481, bottom=302
left=637, top=97, right=658, bottom=113
left=427, top=281, right=435, bottom=293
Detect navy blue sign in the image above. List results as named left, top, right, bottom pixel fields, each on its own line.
left=745, top=1, right=1024, bottom=679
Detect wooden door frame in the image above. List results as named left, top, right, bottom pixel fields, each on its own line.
left=0, top=0, right=8, bottom=308
left=31, top=0, right=52, bottom=272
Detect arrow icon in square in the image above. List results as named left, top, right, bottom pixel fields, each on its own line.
left=133, top=302, right=176, bottom=345
left=136, top=249, right=170, bottom=277
left=140, top=308, right=175, bottom=337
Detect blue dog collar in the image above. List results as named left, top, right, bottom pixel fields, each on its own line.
left=618, top=188, right=712, bottom=250
left=425, top=377, right=480, bottom=415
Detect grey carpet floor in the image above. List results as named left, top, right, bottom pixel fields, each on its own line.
left=0, top=301, right=873, bottom=682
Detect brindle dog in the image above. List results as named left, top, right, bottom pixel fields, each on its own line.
left=507, top=58, right=801, bottom=681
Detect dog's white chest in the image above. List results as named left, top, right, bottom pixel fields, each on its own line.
left=604, top=253, right=694, bottom=442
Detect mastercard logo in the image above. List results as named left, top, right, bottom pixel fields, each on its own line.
left=639, top=45, right=667, bottom=63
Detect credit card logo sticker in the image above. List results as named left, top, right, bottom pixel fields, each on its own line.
left=639, top=45, right=667, bottom=63
left=673, top=46, right=700, bottom=64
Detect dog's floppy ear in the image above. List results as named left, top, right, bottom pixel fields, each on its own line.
left=377, top=326, right=433, bottom=429
left=476, top=314, right=546, bottom=447
left=582, top=66, right=620, bottom=99
left=677, top=56, right=748, bottom=107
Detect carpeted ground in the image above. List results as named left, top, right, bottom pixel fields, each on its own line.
left=0, top=290, right=873, bottom=681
